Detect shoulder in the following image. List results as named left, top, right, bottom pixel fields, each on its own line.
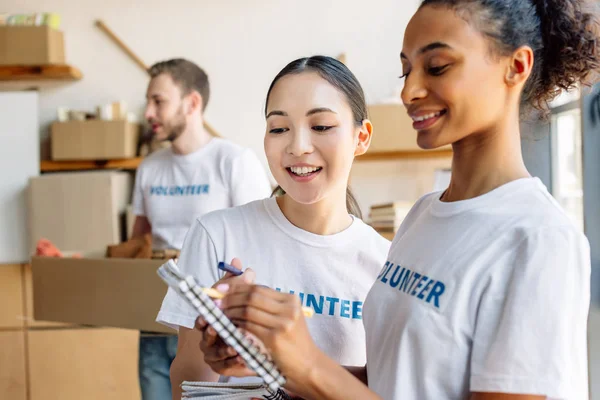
left=208, top=138, right=248, bottom=161
left=137, top=147, right=172, bottom=171
left=351, top=217, right=392, bottom=256
left=197, top=198, right=268, bottom=234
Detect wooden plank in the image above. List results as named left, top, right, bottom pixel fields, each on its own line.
left=0, top=331, right=27, bottom=400
left=0, top=65, right=82, bottom=81
left=356, top=149, right=453, bottom=162
left=40, top=157, right=143, bottom=172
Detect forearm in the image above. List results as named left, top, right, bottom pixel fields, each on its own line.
left=300, top=352, right=380, bottom=400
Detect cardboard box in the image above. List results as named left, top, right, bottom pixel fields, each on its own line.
left=0, top=331, right=27, bottom=400
left=23, top=263, right=74, bottom=328
left=28, top=171, right=132, bottom=254
left=367, top=103, right=451, bottom=153
left=31, top=254, right=171, bottom=333
left=28, top=328, right=140, bottom=400
left=51, top=120, right=140, bottom=160
left=0, top=26, right=65, bottom=65
left=0, top=264, right=25, bottom=329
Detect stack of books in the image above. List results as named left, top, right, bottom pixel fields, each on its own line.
left=368, top=201, right=414, bottom=240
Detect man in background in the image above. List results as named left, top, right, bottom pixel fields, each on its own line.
left=131, top=58, right=271, bottom=400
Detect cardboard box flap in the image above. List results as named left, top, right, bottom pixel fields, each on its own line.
left=31, top=256, right=171, bottom=333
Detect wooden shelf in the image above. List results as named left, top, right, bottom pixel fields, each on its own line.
left=40, top=158, right=142, bottom=172
left=356, top=149, right=453, bottom=162
left=0, top=65, right=82, bottom=91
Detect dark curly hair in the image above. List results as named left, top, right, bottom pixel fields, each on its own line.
left=420, top=0, right=600, bottom=111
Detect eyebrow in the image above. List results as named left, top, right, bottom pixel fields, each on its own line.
left=266, top=107, right=337, bottom=119
left=400, top=41, right=452, bottom=59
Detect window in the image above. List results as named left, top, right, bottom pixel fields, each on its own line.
left=551, top=105, right=584, bottom=231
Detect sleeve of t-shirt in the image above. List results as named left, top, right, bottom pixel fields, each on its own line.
left=229, top=149, right=272, bottom=207
left=132, top=167, right=145, bottom=216
left=156, top=218, right=223, bottom=330
left=470, top=227, right=591, bottom=398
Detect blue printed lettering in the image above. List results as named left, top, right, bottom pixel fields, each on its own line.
left=408, top=273, right=421, bottom=295
left=426, top=281, right=445, bottom=308
left=381, top=263, right=394, bottom=284
left=417, top=279, right=434, bottom=300
left=326, top=297, right=340, bottom=316
left=352, top=301, right=363, bottom=319
left=400, top=271, right=413, bottom=293
left=411, top=276, right=428, bottom=296
left=148, top=184, right=210, bottom=196
left=340, top=300, right=351, bottom=318
left=377, top=261, right=391, bottom=280
left=307, top=295, right=324, bottom=315
left=389, top=266, right=405, bottom=288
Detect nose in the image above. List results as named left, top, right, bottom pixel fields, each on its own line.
left=144, top=103, right=155, bottom=122
left=286, top=127, right=314, bottom=157
left=400, top=71, right=428, bottom=106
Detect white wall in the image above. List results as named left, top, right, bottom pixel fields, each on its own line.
left=6, top=0, right=446, bottom=214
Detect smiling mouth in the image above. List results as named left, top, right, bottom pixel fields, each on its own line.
left=411, top=109, right=447, bottom=122
left=286, top=166, right=323, bottom=177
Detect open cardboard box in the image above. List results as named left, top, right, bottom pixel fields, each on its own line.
left=30, top=251, right=172, bottom=334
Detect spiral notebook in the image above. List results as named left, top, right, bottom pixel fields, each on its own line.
left=156, top=260, right=289, bottom=399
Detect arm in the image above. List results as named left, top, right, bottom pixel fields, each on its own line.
left=471, top=394, right=544, bottom=400
left=221, top=284, right=382, bottom=400
left=170, top=327, right=219, bottom=400
left=131, top=216, right=151, bottom=239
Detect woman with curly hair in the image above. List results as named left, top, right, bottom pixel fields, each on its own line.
left=199, top=0, right=600, bottom=398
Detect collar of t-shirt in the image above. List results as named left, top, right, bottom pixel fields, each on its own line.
left=263, top=197, right=360, bottom=248
left=168, top=137, right=220, bottom=165
left=429, top=177, right=544, bottom=218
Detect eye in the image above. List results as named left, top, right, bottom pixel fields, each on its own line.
left=428, top=64, right=450, bottom=76
left=312, top=125, right=333, bottom=132
left=269, top=127, right=288, bottom=134
left=399, top=72, right=409, bottom=80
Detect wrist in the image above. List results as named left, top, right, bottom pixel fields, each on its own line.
left=305, top=350, right=332, bottom=399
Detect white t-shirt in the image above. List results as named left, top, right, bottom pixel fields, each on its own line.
left=157, top=197, right=391, bottom=367
left=363, top=177, right=591, bottom=400
left=132, top=138, right=272, bottom=250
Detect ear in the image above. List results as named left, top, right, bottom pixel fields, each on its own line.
left=505, top=45, right=534, bottom=87
left=185, top=91, right=204, bottom=115
left=354, top=119, right=373, bottom=157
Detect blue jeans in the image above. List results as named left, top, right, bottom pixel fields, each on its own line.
left=139, top=335, right=178, bottom=400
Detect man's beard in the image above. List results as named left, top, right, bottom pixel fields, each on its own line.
left=162, top=109, right=186, bottom=142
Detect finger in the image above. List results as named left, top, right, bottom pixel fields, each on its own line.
left=241, top=267, right=255, bottom=284
left=203, top=342, right=238, bottom=362
left=224, top=285, right=290, bottom=307
left=223, top=286, right=291, bottom=314
left=195, top=316, right=208, bottom=331
left=229, top=319, right=272, bottom=343
left=199, top=326, right=218, bottom=350
left=226, top=304, right=286, bottom=331
left=230, top=257, right=244, bottom=271
left=210, top=356, right=256, bottom=377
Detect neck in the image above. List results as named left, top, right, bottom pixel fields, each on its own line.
left=276, top=190, right=352, bottom=236
left=444, top=110, right=530, bottom=202
left=171, top=118, right=212, bottom=155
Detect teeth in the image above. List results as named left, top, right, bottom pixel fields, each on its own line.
left=290, top=166, right=320, bottom=176
left=412, top=111, right=442, bottom=122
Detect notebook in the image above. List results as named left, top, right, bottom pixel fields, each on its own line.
left=156, top=260, right=289, bottom=399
